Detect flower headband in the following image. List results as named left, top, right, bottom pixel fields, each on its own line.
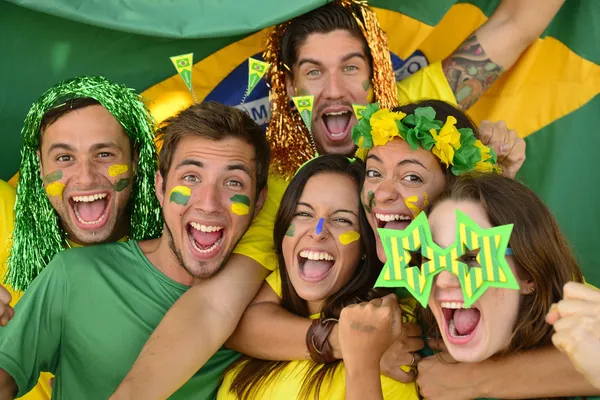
left=352, top=103, right=500, bottom=175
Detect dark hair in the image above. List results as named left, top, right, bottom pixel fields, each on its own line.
left=281, top=2, right=372, bottom=73
left=40, top=97, right=101, bottom=133
left=227, top=155, right=386, bottom=400
left=392, top=99, right=482, bottom=186
left=422, top=174, right=583, bottom=380
left=157, top=101, right=270, bottom=193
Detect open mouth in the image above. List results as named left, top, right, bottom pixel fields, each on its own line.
left=297, top=249, right=335, bottom=282
left=69, top=193, right=110, bottom=229
left=187, top=222, right=224, bottom=259
left=375, top=213, right=413, bottom=230
left=441, top=301, right=481, bottom=344
left=322, top=110, right=352, bottom=142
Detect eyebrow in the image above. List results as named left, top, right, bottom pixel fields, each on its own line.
left=47, top=143, right=76, bottom=154
left=176, top=159, right=252, bottom=177
left=366, top=154, right=429, bottom=171
left=90, top=142, right=121, bottom=152
left=297, top=52, right=367, bottom=69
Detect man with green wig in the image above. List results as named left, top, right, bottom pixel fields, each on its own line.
left=0, top=75, right=162, bottom=400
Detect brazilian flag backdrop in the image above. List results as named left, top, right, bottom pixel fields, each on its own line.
left=1, top=0, right=599, bottom=284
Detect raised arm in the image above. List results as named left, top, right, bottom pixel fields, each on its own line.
left=443, top=0, right=565, bottom=110
left=417, top=345, right=600, bottom=399
left=225, top=276, right=335, bottom=360
left=111, top=254, right=268, bottom=400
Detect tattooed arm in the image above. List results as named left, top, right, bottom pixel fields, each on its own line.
left=443, top=0, right=565, bottom=109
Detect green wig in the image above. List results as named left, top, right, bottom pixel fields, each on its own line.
left=7, top=76, right=163, bottom=291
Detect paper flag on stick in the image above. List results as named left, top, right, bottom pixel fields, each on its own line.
left=292, top=95, right=314, bottom=133
left=352, top=104, right=367, bottom=120
left=246, top=58, right=270, bottom=98
left=170, top=53, right=197, bottom=102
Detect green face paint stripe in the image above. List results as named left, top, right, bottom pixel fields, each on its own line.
left=285, top=224, right=295, bottom=237
left=170, top=191, right=190, bottom=205
left=362, top=80, right=371, bottom=91
left=230, top=194, right=250, bottom=206
left=114, top=178, right=131, bottom=192
left=295, top=87, right=310, bottom=96
left=44, top=170, right=63, bottom=183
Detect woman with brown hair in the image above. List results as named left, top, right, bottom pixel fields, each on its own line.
left=422, top=172, right=597, bottom=400
left=217, top=154, right=420, bottom=399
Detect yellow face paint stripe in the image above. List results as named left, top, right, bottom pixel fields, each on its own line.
left=339, top=231, right=360, bottom=245
left=108, top=164, right=128, bottom=177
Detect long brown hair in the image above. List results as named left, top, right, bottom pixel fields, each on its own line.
left=227, top=155, right=385, bottom=400
left=423, top=173, right=583, bottom=369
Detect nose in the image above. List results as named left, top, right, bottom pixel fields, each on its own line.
left=74, top=159, right=98, bottom=188
left=322, top=72, right=345, bottom=100
left=308, top=217, right=328, bottom=242
left=435, top=270, right=461, bottom=289
left=193, top=183, right=221, bottom=214
left=373, top=178, right=400, bottom=205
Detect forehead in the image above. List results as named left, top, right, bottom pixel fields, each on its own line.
left=368, top=138, right=440, bottom=169
left=429, top=199, right=492, bottom=244
left=169, top=135, right=256, bottom=170
left=299, top=172, right=358, bottom=207
left=296, top=29, right=366, bottom=64
left=41, top=105, right=128, bottom=149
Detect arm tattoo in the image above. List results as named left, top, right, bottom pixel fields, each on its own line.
left=442, top=34, right=504, bottom=110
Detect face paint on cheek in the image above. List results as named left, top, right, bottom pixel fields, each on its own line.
left=362, top=80, right=371, bottom=92
left=295, top=87, right=310, bottom=96
left=230, top=194, right=250, bottom=216
left=285, top=224, right=295, bottom=237
left=114, top=178, right=131, bottom=192
left=108, top=164, right=129, bottom=177
left=170, top=186, right=191, bottom=206
left=363, top=190, right=376, bottom=213
left=44, top=169, right=63, bottom=184
left=316, top=218, right=324, bottom=234
left=339, top=231, right=360, bottom=245
left=405, top=196, right=421, bottom=216
left=423, top=192, right=429, bottom=208
left=46, top=182, right=66, bottom=198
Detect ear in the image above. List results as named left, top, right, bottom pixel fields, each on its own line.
left=131, top=149, right=139, bottom=178
left=36, top=149, right=44, bottom=180
left=155, top=170, right=165, bottom=207
left=520, top=279, right=536, bottom=295
left=253, top=186, right=268, bottom=217
left=284, top=73, right=296, bottom=104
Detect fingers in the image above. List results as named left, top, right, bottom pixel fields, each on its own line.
left=379, top=293, right=398, bottom=308
left=0, top=286, right=12, bottom=306
left=381, top=364, right=415, bottom=383
left=557, top=299, right=600, bottom=318
left=563, top=281, right=600, bottom=302
left=402, top=322, right=423, bottom=338
left=478, top=120, right=496, bottom=146
left=426, top=338, right=448, bottom=352
left=0, top=306, right=14, bottom=327
left=546, top=303, right=560, bottom=325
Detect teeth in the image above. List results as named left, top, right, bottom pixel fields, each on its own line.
left=189, top=222, right=223, bottom=233
left=375, top=213, right=412, bottom=222
left=72, top=193, right=108, bottom=202
left=189, top=234, right=222, bottom=254
left=299, top=250, right=335, bottom=261
left=440, top=301, right=470, bottom=309
left=324, top=111, right=349, bottom=116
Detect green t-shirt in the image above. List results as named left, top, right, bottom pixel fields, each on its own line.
left=0, top=241, right=240, bottom=399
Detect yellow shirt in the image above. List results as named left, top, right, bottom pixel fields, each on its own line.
left=233, top=61, right=456, bottom=276
left=218, top=271, right=420, bottom=400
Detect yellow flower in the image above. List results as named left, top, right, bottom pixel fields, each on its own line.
left=474, top=140, right=492, bottom=162
left=430, top=116, right=461, bottom=167
left=474, top=160, right=493, bottom=173
left=370, top=109, right=405, bottom=147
